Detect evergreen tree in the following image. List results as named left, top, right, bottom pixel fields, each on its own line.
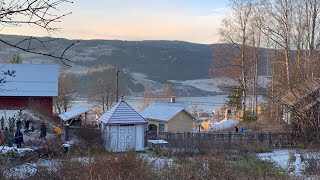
left=226, top=86, right=243, bottom=111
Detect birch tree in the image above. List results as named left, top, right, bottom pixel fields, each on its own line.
left=217, top=0, right=256, bottom=116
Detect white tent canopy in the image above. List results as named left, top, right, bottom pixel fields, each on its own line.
left=58, top=106, right=90, bottom=121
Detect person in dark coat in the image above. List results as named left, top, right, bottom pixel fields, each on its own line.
left=12, top=115, right=16, bottom=125
left=0, top=116, right=4, bottom=130
left=235, top=126, right=239, bottom=134
left=9, top=117, right=14, bottom=132
left=4, top=127, right=13, bottom=147
left=24, top=119, right=30, bottom=132
left=16, top=118, right=22, bottom=130
left=14, top=129, right=24, bottom=148
left=39, top=123, right=47, bottom=139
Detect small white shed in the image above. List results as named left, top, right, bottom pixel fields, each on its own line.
left=99, top=99, right=148, bottom=152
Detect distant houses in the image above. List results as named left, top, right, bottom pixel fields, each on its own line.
left=140, top=97, right=196, bottom=132
left=99, top=99, right=148, bottom=152
left=0, top=64, right=58, bottom=115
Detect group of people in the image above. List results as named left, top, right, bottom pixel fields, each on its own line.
left=0, top=110, right=33, bottom=148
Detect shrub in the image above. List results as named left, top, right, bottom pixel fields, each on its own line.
left=242, top=111, right=257, bottom=122
left=303, top=157, right=320, bottom=176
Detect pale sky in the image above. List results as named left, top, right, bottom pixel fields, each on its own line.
left=2, top=0, right=229, bottom=44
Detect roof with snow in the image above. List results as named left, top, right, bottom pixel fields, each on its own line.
left=58, top=106, right=90, bottom=121
left=99, top=99, right=148, bottom=125
left=140, top=102, right=195, bottom=122
left=0, top=64, right=58, bottom=97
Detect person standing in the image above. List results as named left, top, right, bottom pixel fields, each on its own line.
left=14, top=129, right=24, bottom=148
left=16, top=118, right=22, bottom=130
left=40, top=123, right=47, bottom=139
left=12, top=115, right=16, bottom=126
left=24, top=119, right=30, bottom=132
left=1, top=116, right=4, bottom=130
left=9, top=117, right=14, bottom=132
left=4, top=127, right=13, bottom=147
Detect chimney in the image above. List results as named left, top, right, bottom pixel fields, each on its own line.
left=170, top=96, right=176, bottom=103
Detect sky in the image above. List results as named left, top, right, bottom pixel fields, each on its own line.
left=2, top=0, right=229, bottom=44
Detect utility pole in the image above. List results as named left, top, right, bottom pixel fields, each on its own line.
left=116, top=70, right=120, bottom=102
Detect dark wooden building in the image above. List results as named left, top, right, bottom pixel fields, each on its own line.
left=0, top=64, right=58, bottom=115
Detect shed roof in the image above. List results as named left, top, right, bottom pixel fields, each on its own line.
left=99, top=99, right=148, bottom=125
left=0, top=64, right=58, bottom=97
left=58, top=106, right=90, bottom=121
left=140, top=102, right=196, bottom=122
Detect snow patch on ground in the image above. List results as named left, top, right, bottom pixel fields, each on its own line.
left=211, top=119, right=239, bottom=131
left=139, top=153, right=173, bottom=167
left=5, top=159, right=60, bottom=179
left=258, top=149, right=320, bottom=177
left=0, top=146, right=34, bottom=154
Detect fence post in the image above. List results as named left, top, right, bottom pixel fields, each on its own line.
left=268, top=132, right=272, bottom=148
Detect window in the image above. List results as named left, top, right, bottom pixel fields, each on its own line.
left=159, top=124, right=165, bottom=132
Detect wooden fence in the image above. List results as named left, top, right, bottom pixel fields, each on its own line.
left=145, top=131, right=298, bottom=150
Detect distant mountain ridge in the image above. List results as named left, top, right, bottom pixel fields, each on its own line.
left=0, top=35, right=271, bottom=96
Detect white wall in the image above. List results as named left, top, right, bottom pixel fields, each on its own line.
left=135, top=125, right=145, bottom=151
left=101, top=124, right=146, bottom=152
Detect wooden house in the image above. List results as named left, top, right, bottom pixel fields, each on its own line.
left=140, top=98, right=196, bottom=132
left=99, top=99, right=148, bottom=152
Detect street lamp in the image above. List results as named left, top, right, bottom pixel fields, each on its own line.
left=116, top=70, right=120, bottom=102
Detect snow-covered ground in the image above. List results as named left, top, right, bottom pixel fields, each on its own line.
left=5, top=159, right=59, bottom=179
left=169, top=78, right=235, bottom=93
left=258, top=149, right=320, bottom=177
left=211, top=119, right=239, bottom=131
left=0, top=146, right=33, bottom=154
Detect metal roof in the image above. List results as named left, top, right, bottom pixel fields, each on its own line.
left=0, top=64, right=58, bottom=97
left=99, top=100, right=148, bottom=125
left=58, top=106, right=90, bottom=121
left=140, top=102, right=196, bottom=122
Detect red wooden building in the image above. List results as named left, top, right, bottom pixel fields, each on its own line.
left=0, top=64, right=58, bottom=115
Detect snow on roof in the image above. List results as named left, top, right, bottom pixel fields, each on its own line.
left=0, top=64, right=58, bottom=97
left=99, top=99, right=148, bottom=125
left=140, top=102, right=195, bottom=122
left=58, top=106, right=90, bottom=121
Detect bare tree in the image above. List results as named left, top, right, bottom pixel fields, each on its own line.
left=142, top=83, right=176, bottom=109
left=0, top=0, right=78, bottom=90
left=0, top=0, right=78, bottom=65
left=54, top=74, right=74, bottom=114
left=91, top=77, right=116, bottom=112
